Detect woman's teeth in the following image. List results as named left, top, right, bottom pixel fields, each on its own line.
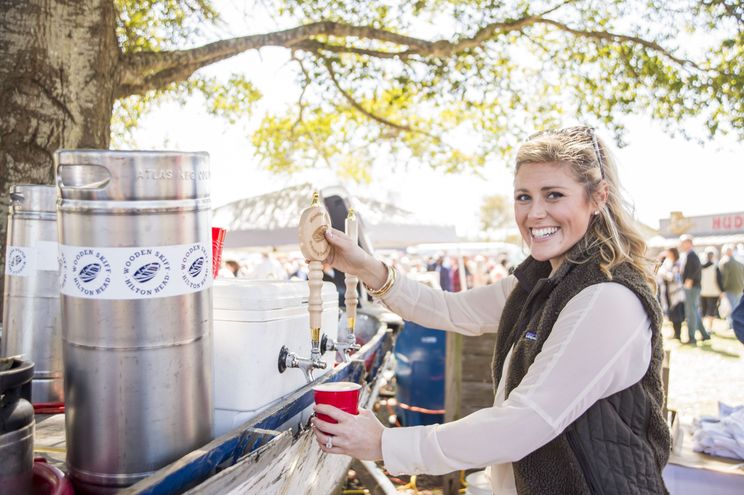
left=531, top=227, right=559, bottom=239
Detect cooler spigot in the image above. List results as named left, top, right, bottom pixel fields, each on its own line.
left=321, top=331, right=360, bottom=364
left=278, top=344, right=326, bottom=383
left=277, top=192, right=333, bottom=383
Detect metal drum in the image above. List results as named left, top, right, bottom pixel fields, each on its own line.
left=0, top=357, right=35, bottom=494
left=55, top=151, right=214, bottom=492
left=1, top=184, right=63, bottom=403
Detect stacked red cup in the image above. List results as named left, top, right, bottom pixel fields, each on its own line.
left=211, top=227, right=227, bottom=279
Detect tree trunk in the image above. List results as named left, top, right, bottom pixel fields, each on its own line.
left=0, top=0, right=118, bottom=315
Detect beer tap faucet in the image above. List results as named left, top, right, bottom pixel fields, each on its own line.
left=278, top=192, right=329, bottom=383
left=322, top=209, right=361, bottom=363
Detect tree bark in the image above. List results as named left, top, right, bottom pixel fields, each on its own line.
left=0, top=0, right=118, bottom=315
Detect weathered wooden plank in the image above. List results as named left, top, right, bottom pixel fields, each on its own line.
left=442, top=332, right=463, bottom=495
left=182, top=429, right=290, bottom=494
left=461, top=354, right=495, bottom=382
left=121, top=328, right=394, bottom=495
left=350, top=459, right=399, bottom=495
left=187, top=429, right=350, bottom=495
left=461, top=333, right=497, bottom=356
left=33, top=413, right=66, bottom=467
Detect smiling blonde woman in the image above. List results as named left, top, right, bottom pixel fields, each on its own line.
left=312, top=127, right=671, bottom=495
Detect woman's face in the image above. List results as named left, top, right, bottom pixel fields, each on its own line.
left=514, top=162, right=597, bottom=271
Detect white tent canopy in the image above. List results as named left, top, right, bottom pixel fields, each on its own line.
left=212, top=183, right=458, bottom=250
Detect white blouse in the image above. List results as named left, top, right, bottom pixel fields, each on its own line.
left=379, top=272, right=652, bottom=494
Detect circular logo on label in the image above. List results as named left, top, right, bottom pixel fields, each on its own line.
left=6, top=247, right=27, bottom=275
left=123, top=248, right=172, bottom=296
left=180, top=244, right=209, bottom=290
left=71, top=249, right=112, bottom=297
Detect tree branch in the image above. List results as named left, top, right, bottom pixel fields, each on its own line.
left=116, top=21, right=430, bottom=97
left=290, top=51, right=310, bottom=134
left=115, top=7, right=700, bottom=98
left=292, top=39, right=405, bottom=59
left=322, top=57, right=416, bottom=136
left=538, top=19, right=699, bottom=69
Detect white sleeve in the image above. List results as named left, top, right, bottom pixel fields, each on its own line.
left=381, top=282, right=653, bottom=475
left=377, top=273, right=518, bottom=336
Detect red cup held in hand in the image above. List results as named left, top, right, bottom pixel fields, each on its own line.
left=313, top=381, right=362, bottom=424
left=211, top=227, right=227, bottom=279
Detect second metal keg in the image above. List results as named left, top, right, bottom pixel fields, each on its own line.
left=0, top=357, right=35, bottom=494
left=1, top=184, right=63, bottom=403
left=55, top=150, right=214, bottom=492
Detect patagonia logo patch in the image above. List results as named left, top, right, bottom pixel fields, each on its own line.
left=525, top=331, right=537, bottom=341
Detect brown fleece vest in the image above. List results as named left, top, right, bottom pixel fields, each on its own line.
left=492, top=245, right=670, bottom=494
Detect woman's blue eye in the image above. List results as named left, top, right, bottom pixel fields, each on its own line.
left=515, top=194, right=530, bottom=201
left=547, top=191, right=564, bottom=199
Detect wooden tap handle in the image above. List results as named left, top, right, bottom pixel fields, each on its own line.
left=298, top=193, right=332, bottom=262
left=344, top=209, right=359, bottom=328
left=298, top=192, right=332, bottom=344
left=308, top=260, right=323, bottom=334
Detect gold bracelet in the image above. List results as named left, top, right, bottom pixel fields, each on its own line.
left=364, top=261, right=397, bottom=298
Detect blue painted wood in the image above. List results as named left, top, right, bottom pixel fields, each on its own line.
left=123, top=328, right=393, bottom=495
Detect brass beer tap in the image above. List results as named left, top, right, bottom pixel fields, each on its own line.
left=322, top=209, right=361, bottom=362
left=277, top=192, right=329, bottom=383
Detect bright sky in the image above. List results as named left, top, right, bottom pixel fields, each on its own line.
left=127, top=6, right=744, bottom=240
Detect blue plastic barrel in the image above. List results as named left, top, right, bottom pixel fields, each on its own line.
left=394, top=321, right=446, bottom=426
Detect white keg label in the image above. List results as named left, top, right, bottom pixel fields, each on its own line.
left=5, top=246, right=33, bottom=277
left=59, top=242, right=212, bottom=299
left=4, top=242, right=60, bottom=277
left=36, top=241, right=60, bottom=271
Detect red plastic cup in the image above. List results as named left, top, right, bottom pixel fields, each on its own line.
left=211, top=227, right=227, bottom=279
left=313, top=381, right=362, bottom=424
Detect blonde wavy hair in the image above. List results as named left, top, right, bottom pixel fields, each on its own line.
left=516, top=127, right=656, bottom=290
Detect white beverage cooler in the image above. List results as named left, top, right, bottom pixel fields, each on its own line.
left=212, top=279, right=340, bottom=436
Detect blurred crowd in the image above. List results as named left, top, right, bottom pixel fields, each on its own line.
left=217, top=248, right=519, bottom=292
left=217, top=239, right=744, bottom=343
left=657, top=239, right=744, bottom=343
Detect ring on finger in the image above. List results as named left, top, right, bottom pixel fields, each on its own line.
left=325, top=436, right=333, bottom=449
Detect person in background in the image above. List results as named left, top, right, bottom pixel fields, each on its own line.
left=700, top=247, right=722, bottom=334
left=679, top=235, right=710, bottom=344
left=225, top=260, right=240, bottom=277
left=322, top=261, right=346, bottom=307
left=218, top=259, right=239, bottom=278
left=736, top=244, right=744, bottom=264
left=658, top=247, right=686, bottom=340
left=251, top=249, right=287, bottom=280
left=732, top=290, right=744, bottom=345
left=719, top=244, right=744, bottom=330
left=312, top=126, right=670, bottom=494
left=488, top=257, right=509, bottom=284
left=435, top=255, right=452, bottom=292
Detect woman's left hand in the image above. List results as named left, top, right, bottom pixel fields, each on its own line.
left=311, top=404, right=385, bottom=461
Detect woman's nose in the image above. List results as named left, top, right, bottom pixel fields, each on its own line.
left=527, top=200, right=547, bottom=219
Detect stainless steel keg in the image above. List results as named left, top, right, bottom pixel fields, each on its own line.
left=0, top=357, right=35, bottom=494
left=1, top=184, right=63, bottom=403
left=55, top=151, right=214, bottom=491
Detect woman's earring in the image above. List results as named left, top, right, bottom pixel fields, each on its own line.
left=593, top=211, right=600, bottom=216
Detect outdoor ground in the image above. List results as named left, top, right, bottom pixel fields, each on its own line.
left=344, top=318, right=744, bottom=494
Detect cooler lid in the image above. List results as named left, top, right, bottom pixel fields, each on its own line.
left=213, top=279, right=338, bottom=311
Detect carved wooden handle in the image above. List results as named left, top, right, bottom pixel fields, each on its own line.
left=297, top=192, right=332, bottom=345
left=344, top=209, right=358, bottom=330
left=308, top=260, right=323, bottom=334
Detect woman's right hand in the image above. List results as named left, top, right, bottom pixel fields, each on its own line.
left=323, top=228, right=387, bottom=289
